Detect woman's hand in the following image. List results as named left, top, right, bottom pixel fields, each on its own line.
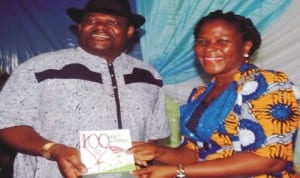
left=132, top=165, right=177, bottom=178
left=130, top=142, right=160, bottom=166
left=50, top=144, right=87, bottom=178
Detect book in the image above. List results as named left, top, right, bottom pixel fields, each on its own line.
left=80, top=129, right=135, bottom=177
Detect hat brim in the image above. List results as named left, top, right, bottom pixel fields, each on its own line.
left=67, top=8, right=145, bottom=29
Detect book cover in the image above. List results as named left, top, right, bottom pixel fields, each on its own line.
left=80, top=129, right=135, bottom=177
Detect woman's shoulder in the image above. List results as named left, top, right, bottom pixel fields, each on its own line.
left=257, top=68, right=291, bottom=83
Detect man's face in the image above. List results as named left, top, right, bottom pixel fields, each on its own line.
left=78, top=12, right=134, bottom=62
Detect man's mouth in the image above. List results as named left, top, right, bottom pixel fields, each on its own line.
left=91, top=32, right=110, bottom=40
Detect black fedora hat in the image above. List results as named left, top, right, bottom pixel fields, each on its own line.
left=67, top=0, right=145, bottom=29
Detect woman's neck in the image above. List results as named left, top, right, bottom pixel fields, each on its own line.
left=205, top=75, right=234, bottom=103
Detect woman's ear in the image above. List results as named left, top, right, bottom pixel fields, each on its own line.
left=243, top=41, right=253, bottom=56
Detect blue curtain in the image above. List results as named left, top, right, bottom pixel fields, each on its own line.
left=136, top=0, right=291, bottom=84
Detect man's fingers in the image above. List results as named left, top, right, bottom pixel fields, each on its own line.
left=55, top=147, right=87, bottom=178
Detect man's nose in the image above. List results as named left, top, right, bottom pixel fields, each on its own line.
left=94, top=21, right=109, bottom=29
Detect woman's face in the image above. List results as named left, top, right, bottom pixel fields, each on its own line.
left=194, top=19, right=251, bottom=77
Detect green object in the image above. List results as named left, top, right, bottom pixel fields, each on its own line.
left=160, top=96, right=181, bottom=148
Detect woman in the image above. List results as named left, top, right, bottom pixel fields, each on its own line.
left=130, top=10, right=300, bottom=178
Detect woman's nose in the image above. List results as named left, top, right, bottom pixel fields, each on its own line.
left=206, top=42, right=218, bottom=51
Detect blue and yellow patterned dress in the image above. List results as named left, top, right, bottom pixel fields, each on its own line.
left=180, top=61, right=300, bottom=177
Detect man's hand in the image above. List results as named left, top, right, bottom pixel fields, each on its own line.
left=50, top=144, right=87, bottom=178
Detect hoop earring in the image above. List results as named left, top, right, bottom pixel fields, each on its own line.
left=244, top=54, right=249, bottom=58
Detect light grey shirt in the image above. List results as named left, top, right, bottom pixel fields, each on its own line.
left=0, top=47, right=170, bottom=178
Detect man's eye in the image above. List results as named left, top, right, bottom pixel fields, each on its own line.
left=106, top=20, right=119, bottom=26
left=84, top=18, right=96, bottom=25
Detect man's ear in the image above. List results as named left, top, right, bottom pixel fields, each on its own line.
left=78, top=24, right=82, bottom=32
left=127, top=25, right=135, bottom=38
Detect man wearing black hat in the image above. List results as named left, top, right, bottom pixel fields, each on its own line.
left=0, top=0, right=170, bottom=177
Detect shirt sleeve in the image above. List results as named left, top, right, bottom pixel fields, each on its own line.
left=146, top=85, right=171, bottom=141
left=0, top=61, right=39, bottom=129
left=245, top=71, right=300, bottom=161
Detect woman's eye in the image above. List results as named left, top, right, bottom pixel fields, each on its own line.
left=195, top=38, right=207, bottom=45
left=217, top=39, right=229, bottom=44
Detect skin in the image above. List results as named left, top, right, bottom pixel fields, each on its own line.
left=194, top=19, right=252, bottom=102
left=0, top=12, right=138, bottom=178
left=78, top=12, right=135, bottom=63
left=130, top=19, right=287, bottom=178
